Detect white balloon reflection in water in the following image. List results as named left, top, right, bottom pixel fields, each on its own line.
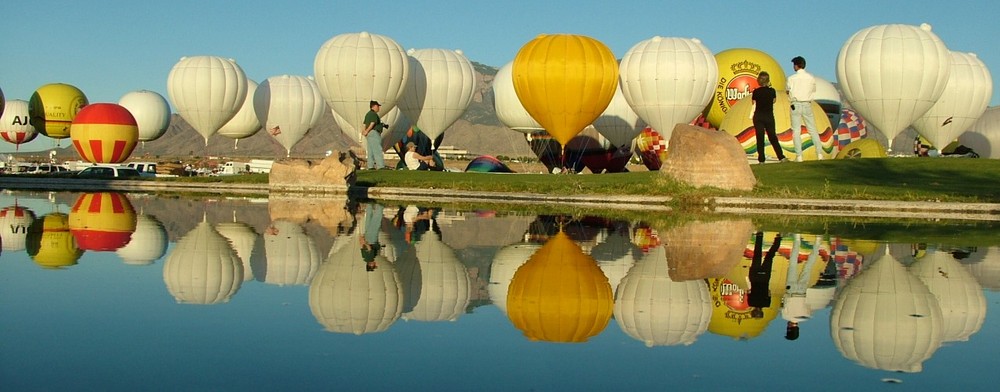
left=309, top=233, right=402, bottom=335
left=400, top=230, right=471, bottom=322
left=215, top=221, right=261, bottom=281
left=589, top=229, right=638, bottom=296
left=116, top=214, right=168, bottom=266
left=488, top=243, right=540, bottom=314
left=830, top=249, right=943, bottom=372
left=614, top=246, right=711, bottom=347
left=262, top=220, right=320, bottom=286
left=163, top=221, right=243, bottom=305
left=0, top=205, right=35, bottom=251
left=909, top=247, right=986, bottom=343
left=964, top=246, right=1000, bottom=291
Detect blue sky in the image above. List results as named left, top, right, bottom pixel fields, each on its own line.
left=2, top=0, right=998, bottom=152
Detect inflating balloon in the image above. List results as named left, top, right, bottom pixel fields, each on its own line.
left=512, top=34, right=618, bottom=152
left=836, top=24, right=951, bottom=152
left=911, top=52, right=993, bottom=151
left=398, top=48, right=477, bottom=143
left=254, top=75, right=326, bottom=157
left=70, top=103, right=139, bottom=164
left=0, top=99, right=38, bottom=149
left=167, top=56, right=248, bottom=145
left=118, top=90, right=170, bottom=143
left=702, top=48, right=785, bottom=128
left=28, top=83, right=88, bottom=140
left=217, top=79, right=261, bottom=148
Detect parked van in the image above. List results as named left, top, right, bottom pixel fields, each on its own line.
left=216, top=161, right=248, bottom=176
left=125, top=162, right=158, bottom=178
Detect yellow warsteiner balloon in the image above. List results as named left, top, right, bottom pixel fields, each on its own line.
left=27, top=213, right=84, bottom=269
left=719, top=93, right=834, bottom=161
left=706, top=231, right=790, bottom=340
left=704, top=48, right=786, bottom=128
left=28, top=83, right=89, bottom=140
left=506, top=231, right=613, bottom=343
left=513, top=34, right=619, bottom=149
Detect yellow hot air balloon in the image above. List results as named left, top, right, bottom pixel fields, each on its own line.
left=512, top=34, right=618, bottom=157
left=506, top=230, right=613, bottom=343
left=27, top=213, right=84, bottom=269
left=28, top=83, right=89, bottom=140
left=704, top=48, right=786, bottom=128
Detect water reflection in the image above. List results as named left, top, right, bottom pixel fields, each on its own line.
left=3, top=190, right=1000, bottom=388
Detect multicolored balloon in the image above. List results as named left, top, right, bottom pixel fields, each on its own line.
left=118, top=90, right=171, bottom=143
left=70, top=103, right=139, bottom=164
left=719, top=92, right=834, bottom=161
left=0, top=99, right=38, bottom=149
left=835, top=108, right=870, bottom=150
left=69, top=192, right=137, bottom=252
left=634, top=126, right=668, bottom=170
left=703, top=48, right=785, bottom=128
left=513, top=34, right=618, bottom=149
left=28, top=83, right=88, bottom=140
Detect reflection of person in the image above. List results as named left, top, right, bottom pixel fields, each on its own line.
left=786, top=56, right=822, bottom=161
left=404, top=142, right=436, bottom=171
left=782, top=234, right=823, bottom=340
left=359, top=202, right=385, bottom=271
left=750, top=72, right=787, bottom=164
left=362, top=100, right=387, bottom=170
left=748, top=231, right=782, bottom=317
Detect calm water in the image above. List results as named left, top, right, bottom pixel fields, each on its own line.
left=1, top=190, right=998, bottom=391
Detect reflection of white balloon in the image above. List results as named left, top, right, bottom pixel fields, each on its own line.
left=493, top=61, right=542, bottom=133
left=116, top=215, right=168, bottom=265
left=167, top=56, right=249, bottom=145
left=912, top=52, right=993, bottom=150
left=118, top=90, right=171, bottom=142
left=262, top=220, right=320, bottom=286
left=964, top=245, right=1000, bottom=291
left=398, top=48, right=477, bottom=142
left=909, top=248, right=986, bottom=342
left=215, top=221, right=259, bottom=281
left=614, top=246, right=711, bottom=347
left=217, top=79, right=261, bottom=146
left=592, top=85, right=645, bottom=149
left=589, top=230, right=638, bottom=295
left=836, top=24, right=951, bottom=150
left=402, top=231, right=471, bottom=322
left=309, top=232, right=402, bottom=335
left=488, top=243, right=540, bottom=313
left=0, top=206, right=35, bottom=251
left=0, top=100, right=38, bottom=148
left=314, top=32, right=409, bottom=142
left=254, top=75, right=326, bottom=157
left=830, top=251, right=942, bottom=372
left=163, top=221, right=243, bottom=305
left=619, top=36, right=717, bottom=143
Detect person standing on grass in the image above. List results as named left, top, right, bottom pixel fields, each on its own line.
left=787, top=56, right=822, bottom=161
left=750, top=71, right=787, bottom=163
left=362, top=100, right=388, bottom=170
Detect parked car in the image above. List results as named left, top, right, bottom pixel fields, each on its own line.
left=75, top=166, right=142, bottom=179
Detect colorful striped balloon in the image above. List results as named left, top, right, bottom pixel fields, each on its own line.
left=69, top=192, right=137, bottom=252
left=70, top=103, right=138, bottom=164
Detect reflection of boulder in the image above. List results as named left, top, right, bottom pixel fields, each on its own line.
left=910, top=248, right=986, bottom=342
left=488, top=244, right=540, bottom=314
left=309, top=233, right=402, bottom=335
left=163, top=221, right=243, bottom=305
left=268, top=154, right=358, bottom=191
left=402, top=231, right=471, bottom=322
left=261, top=220, right=320, bottom=286
left=268, top=196, right=352, bottom=237
left=831, top=251, right=942, bottom=373
left=661, top=124, right=756, bottom=190
left=117, top=214, right=168, bottom=266
left=614, top=246, right=711, bottom=347
left=663, top=219, right=753, bottom=281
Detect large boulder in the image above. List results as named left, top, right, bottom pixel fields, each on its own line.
left=269, top=151, right=359, bottom=192
left=661, top=124, right=756, bottom=191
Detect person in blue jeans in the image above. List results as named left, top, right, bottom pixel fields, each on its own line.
left=359, top=202, right=384, bottom=271
left=786, top=56, right=822, bottom=161
left=362, top=100, right=388, bottom=170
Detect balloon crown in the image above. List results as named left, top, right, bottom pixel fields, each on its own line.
left=730, top=60, right=762, bottom=75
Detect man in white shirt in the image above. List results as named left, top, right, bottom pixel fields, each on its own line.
left=786, top=56, right=823, bottom=161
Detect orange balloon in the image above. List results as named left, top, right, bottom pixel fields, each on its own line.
left=70, top=103, right=139, bottom=164
left=512, top=34, right=619, bottom=147
left=69, top=192, right=137, bottom=251
left=506, top=231, right=613, bottom=343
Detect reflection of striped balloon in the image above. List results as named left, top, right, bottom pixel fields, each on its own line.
left=70, top=103, right=138, bottom=164
left=835, top=108, right=869, bottom=149
left=69, top=192, right=137, bottom=251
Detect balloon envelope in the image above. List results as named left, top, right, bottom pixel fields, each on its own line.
left=0, top=99, right=38, bottom=148
left=592, top=84, right=645, bottom=149
left=702, top=48, right=785, bottom=128
left=911, top=52, right=993, bottom=150
left=254, top=75, right=326, bottom=156
left=217, top=79, right=261, bottom=141
left=70, top=103, right=139, bottom=164
left=513, top=34, right=619, bottom=147
left=398, top=48, right=477, bottom=141
left=167, top=56, right=248, bottom=144
left=959, top=105, right=1000, bottom=158
left=28, top=83, right=88, bottom=139
left=118, top=90, right=171, bottom=142
left=493, top=61, right=543, bottom=132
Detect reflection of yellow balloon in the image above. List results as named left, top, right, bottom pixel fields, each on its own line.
left=705, top=48, right=786, bottom=128
left=719, top=94, right=833, bottom=161
left=707, top=231, right=790, bottom=340
left=513, top=34, right=618, bottom=148
left=27, top=213, right=84, bottom=269
left=506, top=231, right=613, bottom=343
left=69, top=192, right=137, bottom=251
left=29, top=83, right=89, bottom=139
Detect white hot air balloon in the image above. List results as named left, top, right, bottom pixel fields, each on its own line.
left=911, top=52, right=993, bottom=151
left=215, top=221, right=260, bottom=282
left=115, top=214, right=168, bottom=265
left=401, top=230, right=472, bottom=322
left=166, top=56, right=249, bottom=145
left=217, top=79, right=261, bottom=149
left=592, top=84, right=646, bottom=150
left=909, top=247, right=986, bottom=343
left=162, top=221, right=243, bottom=305
left=619, top=36, right=717, bottom=144
left=314, top=32, right=409, bottom=141
left=488, top=243, right=540, bottom=313
left=959, top=105, right=1000, bottom=158
left=0, top=99, right=38, bottom=149
left=836, top=24, right=951, bottom=152
left=118, top=90, right=171, bottom=143
left=493, top=61, right=543, bottom=133
left=0, top=205, right=35, bottom=251
left=398, top=48, right=477, bottom=144
left=254, top=75, right=326, bottom=157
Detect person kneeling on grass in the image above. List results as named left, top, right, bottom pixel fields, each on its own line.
left=405, top=142, right=437, bottom=171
